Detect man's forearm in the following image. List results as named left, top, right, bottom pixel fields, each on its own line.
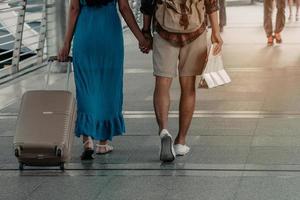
left=208, top=11, right=220, bottom=34
left=142, top=15, right=152, bottom=32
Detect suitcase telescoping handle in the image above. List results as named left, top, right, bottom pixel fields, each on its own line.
left=46, top=56, right=73, bottom=90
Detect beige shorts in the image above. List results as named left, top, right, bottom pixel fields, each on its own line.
left=153, top=31, right=208, bottom=78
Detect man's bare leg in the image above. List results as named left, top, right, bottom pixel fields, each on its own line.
left=154, top=76, right=176, bottom=162
left=153, top=76, right=173, bottom=133
left=175, top=76, right=196, bottom=145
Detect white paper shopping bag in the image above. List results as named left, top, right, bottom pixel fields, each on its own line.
left=211, top=72, right=225, bottom=85
left=202, top=73, right=216, bottom=88
left=199, top=44, right=231, bottom=89
left=218, top=69, right=231, bottom=83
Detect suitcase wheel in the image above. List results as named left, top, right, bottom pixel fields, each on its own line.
left=19, top=163, right=24, bottom=171
left=55, top=148, right=63, bottom=158
left=15, top=146, right=22, bottom=157
left=60, top=163, right=65, bottom=171
left=15, top=149, right=20, bottom=157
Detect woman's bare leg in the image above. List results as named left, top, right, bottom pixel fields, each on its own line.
left=81, top=136, right=94, bottom=160
left=83, top=136, right=93, bottom=149
left=96, top=140, right=113, bottom=154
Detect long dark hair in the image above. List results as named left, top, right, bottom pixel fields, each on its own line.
left=85, top=0, right=114, bottom=6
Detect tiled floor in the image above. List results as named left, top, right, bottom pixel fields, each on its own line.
left=0, top=4, right=300, bottom=200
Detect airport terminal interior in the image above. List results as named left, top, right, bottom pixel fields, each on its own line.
left=0, top=0, right=300, bottom=199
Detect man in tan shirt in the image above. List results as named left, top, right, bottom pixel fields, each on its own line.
left=264, top=0, right=286, bottom=45
left=140, top=0, right=223, bottom=162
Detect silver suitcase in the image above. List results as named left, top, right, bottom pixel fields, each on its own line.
left=14, top=56, right=76, bottom=170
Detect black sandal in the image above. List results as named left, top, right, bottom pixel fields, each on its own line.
left=80, top=139, right=94, bottom=160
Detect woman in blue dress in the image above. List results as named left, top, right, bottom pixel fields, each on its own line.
left=58, top=0, right=150, bottom=159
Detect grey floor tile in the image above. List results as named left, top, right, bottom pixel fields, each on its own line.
left=196, top=90, right=265, bottom=102
left=0, top=118, right=17, bottom=136
left=0, top=137, right=17, bottom=164
left=164, top=176, right=240, bottom=200
left=262, top=104, right=300, bottom=113
left=0, top=96, right=19, bottom=111
left=235, top=176, right=300, bottom=200
left=95, top=176, right=169, bottom=200
left=246, top=146, right=300, bottom=165
left=0, top=177, right=44, bottom=200
left=255, top=118, right=300, bottom=136
left=124, top=118, right=158, bottom=136
left=126, top=118, right=256, bottom=136
left=191, top=129, right=254, bottom=136
left=180, top=146, right=250, bottom=165
left=197, top=136, right=253, bottom=146
left=203, top=118, right=258, bottom=131
left=27, top=176, right=112, bottom=200
left=127, top=147, right=160, bottom=163
left=252, top=136, right=300, bottom=147
left=0, top=101, right=20, bottom=113
left=203, top=101, right=263, bottom=111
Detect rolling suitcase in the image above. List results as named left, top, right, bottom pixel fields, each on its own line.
left=14, top=56, right=76, bottom=170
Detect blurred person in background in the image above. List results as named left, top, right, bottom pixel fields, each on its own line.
left=287, top=0, right=300, bottom=21
left=264, top=0, right=286, bottom=45
left=219, top=0, right=227, bottom=32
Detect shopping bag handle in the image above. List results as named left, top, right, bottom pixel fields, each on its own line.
left=48, top=56, right=73, bottom=63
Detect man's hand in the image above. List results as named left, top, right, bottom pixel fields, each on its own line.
left=211, top=32, right=223, bottom=55
left=139, top=14, right=152, bottom=54
left=139, top=30, right=152, bottom=54
left=139, top=36, right=152, bottom=54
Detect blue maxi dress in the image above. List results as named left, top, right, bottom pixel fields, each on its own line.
left=72, top=0, right=125, bottom=141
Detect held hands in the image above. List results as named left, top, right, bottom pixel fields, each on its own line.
left=58, top=42, right=71, bottom=62
left=139, top=30, right=152, bottom=54
left=211, top=32, right=223, bottom=55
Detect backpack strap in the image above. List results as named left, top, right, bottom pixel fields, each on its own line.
left=179, top=0, right=189, bottom=30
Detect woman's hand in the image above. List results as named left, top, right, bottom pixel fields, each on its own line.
left=118, top=0, right=152, bottom=54
left=58, top=0, right=80, bottom=61
left=139, top=36, right=152, bottom=54
left=58, top=42, right=71, bottom=62
left=211, top=32, right=223, bottom=55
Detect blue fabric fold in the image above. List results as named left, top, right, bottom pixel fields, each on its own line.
left=75, top=112, right=125, bottom=141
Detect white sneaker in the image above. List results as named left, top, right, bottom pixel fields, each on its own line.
left=174, top=144, right=190, bottom=156
left=159, top=129, right=176, bottom=162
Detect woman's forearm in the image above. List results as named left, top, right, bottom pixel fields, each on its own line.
left=64, top=5, right=80, bottom=46
left=119, top=5, right=144, bottom=42
left=208, top=11, right=220, bottom=34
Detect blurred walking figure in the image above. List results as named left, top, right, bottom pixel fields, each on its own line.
left=264, top=0, right=286, bottom=45
left=219, top=0, right=227, bottom=32
left=288, top=0, right=300, bottom=21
